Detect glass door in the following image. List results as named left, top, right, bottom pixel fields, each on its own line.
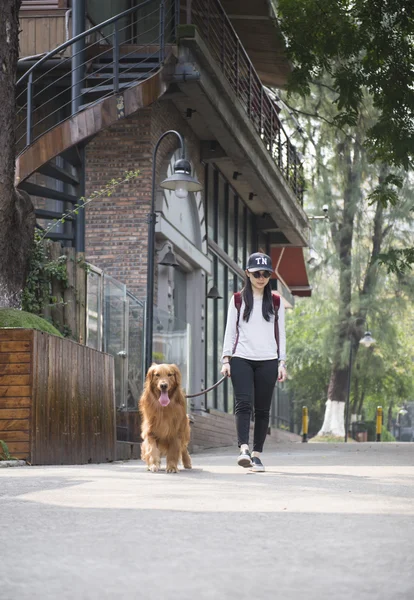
left=103, top=275, right=128, bottom=410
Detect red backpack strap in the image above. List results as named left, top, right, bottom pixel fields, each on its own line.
left=272, top=293, right=280, bottom=355
left=232, top=292, right=242, bottom=354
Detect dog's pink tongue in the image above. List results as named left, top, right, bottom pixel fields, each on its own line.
left=159, top=391, right=170, bottom=407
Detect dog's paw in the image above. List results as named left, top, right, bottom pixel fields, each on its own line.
left=166, top=465, right=179, bottom=473
left=148, top=464, right=159, bottom=473
left=184, top=463, right=192, bottom=469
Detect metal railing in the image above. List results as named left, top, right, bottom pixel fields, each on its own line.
left=15, top=0, right=176, bottom=154
left=185, top=0, right=304, bottom=204
left=16, top=0, right=304, bottom=203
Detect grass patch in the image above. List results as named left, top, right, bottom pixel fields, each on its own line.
left=0, top=308, right=62, bottom=337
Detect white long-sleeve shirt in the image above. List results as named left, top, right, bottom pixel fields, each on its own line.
left=221, top=293, right=286, bottom=362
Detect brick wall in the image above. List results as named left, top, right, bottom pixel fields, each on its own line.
left=85, top=108, right=152, bottom=298
left=85, top=99, right=204, bottom=299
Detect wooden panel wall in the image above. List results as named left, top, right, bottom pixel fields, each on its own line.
left=19, top=16, right=67, bottom=57
left=31, top=330, right=116, bottom=465
left=0, top=330, right=33, bottom=460
left=0, top=329, right=115, bottom=465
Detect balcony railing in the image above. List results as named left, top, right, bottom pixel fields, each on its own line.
left=182, top=0, right=304, bottom=204
left=16, top=0, right=304, bottom=204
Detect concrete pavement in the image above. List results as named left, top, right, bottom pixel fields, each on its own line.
left=1, top=442, right=413, bottom=600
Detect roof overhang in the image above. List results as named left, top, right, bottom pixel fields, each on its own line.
left=270, top=247, right=312, bottom=297
left=221, top=0, right=291, bottom=87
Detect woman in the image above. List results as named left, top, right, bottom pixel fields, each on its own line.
left=221, top=252, right=287, bottom=472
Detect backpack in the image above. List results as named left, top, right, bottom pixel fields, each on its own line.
left=232, top=292, right=280, bottom=354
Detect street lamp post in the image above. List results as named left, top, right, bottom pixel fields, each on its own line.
left=145, top=130, right=203, bottom=374
left=344, top=331, right=376, bottom=442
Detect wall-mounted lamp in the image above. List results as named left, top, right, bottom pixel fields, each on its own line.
left=158, top=243, right=179, bottom=268
left=186, top=108, right=197, bottom=118
left=248, top=192, right=257, bottom=201
left=233, top=171, right=242, bottom=181
left=206, top=279, right=222, bottom=299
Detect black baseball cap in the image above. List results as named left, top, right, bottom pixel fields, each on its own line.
left=246, top=252, right=273, bottom=273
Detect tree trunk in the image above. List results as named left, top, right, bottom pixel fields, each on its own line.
left=0, top=0, right=35, bottom=308
left=318, top=139, right=361, bottom=436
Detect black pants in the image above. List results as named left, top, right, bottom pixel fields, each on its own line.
left=231, top=357, right=278, bottom=452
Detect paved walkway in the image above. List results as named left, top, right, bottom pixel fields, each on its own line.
left=1, top=442, right=413, bottom=600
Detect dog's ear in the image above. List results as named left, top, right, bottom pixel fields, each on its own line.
left=145, top=365, right=155, bottom=386
left=171, top=364, right=181, bottom=387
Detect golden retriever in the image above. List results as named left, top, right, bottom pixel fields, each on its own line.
left=139, top=363, right=192, bottom=473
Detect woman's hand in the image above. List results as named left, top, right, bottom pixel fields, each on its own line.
left=221, top=362, right=231, bottom=378
left=278, top=363, right=287, bottom=382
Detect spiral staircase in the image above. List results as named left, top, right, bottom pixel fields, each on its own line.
left=15, top=0, right=175, bottom=249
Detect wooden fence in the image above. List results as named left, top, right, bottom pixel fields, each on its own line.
left=0, top=329, right=115, bottom=465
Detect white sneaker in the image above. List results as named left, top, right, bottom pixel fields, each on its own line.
left=251, top=456, right=265, bottom=472
left=237, top=449, right=253, bottom=468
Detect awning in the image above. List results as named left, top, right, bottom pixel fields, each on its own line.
left=270, top=247, right=312, bottom=297
left=221, top=0, right=291, bottom=87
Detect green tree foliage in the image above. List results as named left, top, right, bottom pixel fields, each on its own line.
left=277, top=0, right=414, bottom=169
left=281, top=79, right=414, bottom=435
left=277, top=0, right=414, bottom=274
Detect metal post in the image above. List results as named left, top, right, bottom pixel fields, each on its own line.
left=248, top=64, right=252, bottom=118
left=221, top=12, right=225, bottom=68
left=186, top=0, right=192, bottom=24
left=26, top=72, right=33, bottom=146
left=175, top=0, right=181, bottom=33
left=145, top=130, right=186, bottom=374
left=159, top=0, right=165, bottom=64
left=206, top=0, right=210, bottom=42
left=260, top=86, right=264, bottom=136
left=302, top=406, right=308, bottom=443
left=71, top=0, right=86, bottom=115
left=376, top=406, right=383, bottom=441
left=236, top=43, right=240, bottom=99
left=345, top=342, right=353, bottom=442
left=286, top=141, right=290, bottom=181
left=293, top=151, right=298, bottom=195
left=113, top=22, right=120, bottom=94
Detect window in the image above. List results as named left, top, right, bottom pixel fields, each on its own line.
left=204, top=164, right=256, bottom=413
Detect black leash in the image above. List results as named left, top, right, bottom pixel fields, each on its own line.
left=185, top=376, right=227, bottom=399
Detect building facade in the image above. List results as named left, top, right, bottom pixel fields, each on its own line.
left=16, top=0, right=311, bottom=447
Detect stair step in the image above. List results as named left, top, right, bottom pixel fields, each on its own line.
left=37, top=162, right=79, bottom=185
left=60, top=146, right=82, bottom=167
left=35, top=208, right=75, bottom=221
left=19, top=181, right=78, bottom=204
left=78, top=101, right=95, bottom=111
left=87, top=72, right=150, bottom=80
left=97, top=52, right=161, bottom=61
left=81, top=79, right=146, bottom=94
left=91, top=61, right=160, bottom=71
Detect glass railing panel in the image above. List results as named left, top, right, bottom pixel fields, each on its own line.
left=103, top=275, right=127, bottom=409
left=126, top=292, right=145, bottom=410
left=86, top=265, right=103, bottom=351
